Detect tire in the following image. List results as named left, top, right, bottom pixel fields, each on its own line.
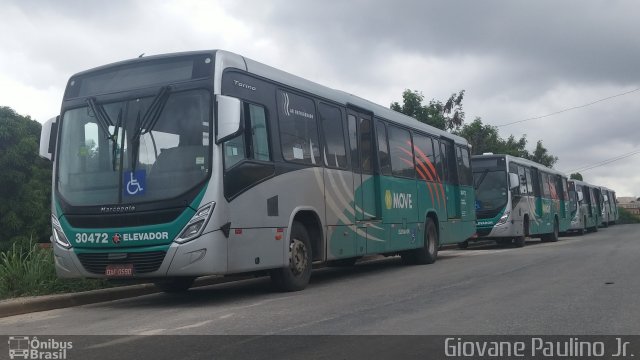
left=457, top=240, right=469, bottom=249
left=514, top=220, right=528, bottom=247
left=578, top=217, right=586, bottom=235
left=270, top=221, right=312, bottom=292
left=412, top=218, right=439, bottom=264
left=154, top=277, right=195, bottom=293
left=544, top=219, right=559, bottom=242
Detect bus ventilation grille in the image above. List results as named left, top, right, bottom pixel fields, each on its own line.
left=77, top=251, right=166, bottom=274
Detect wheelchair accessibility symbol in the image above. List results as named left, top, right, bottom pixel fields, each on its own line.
left=123, top=170, right=146, bottom=197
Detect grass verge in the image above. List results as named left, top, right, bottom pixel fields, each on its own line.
left=0, top=240, right=113, bottom=300
left=618, top=207, right=640, bottom=224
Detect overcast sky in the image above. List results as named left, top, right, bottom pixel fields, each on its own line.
left=1, top=0, right=638, bottom=197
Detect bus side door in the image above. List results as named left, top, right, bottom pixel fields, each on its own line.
left=348, top=109, right=381, bottom=255
left=440, top=138, right=461, bottom=219
left=529, top=167, right=543, bottom=234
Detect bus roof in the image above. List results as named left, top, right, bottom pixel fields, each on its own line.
left=68, top=49, right=470, bottom=147
left=568, top=178, right=600, bottom=189
left=472, top=153, right=568, bottom=177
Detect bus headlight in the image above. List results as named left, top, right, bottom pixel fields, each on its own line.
left=496, top=210, right=510, bottom=226
left=51, top=215, right=72, bottom=248
left=175, top=202, right=215, bottom=244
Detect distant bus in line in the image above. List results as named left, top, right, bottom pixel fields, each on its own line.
left=466, top=154, right=571, bottom=248
left=599, top=186, right=619, bottom=226
left=567, top=179, right=602, bottom=234
left=39, top=50, right=476, bottom=293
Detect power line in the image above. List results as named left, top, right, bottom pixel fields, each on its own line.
left=496, top=87, right=640, bottom=128
left=565, top=149, right=640, bottom=173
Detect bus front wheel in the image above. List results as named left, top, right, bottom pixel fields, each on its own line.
left=271, top=221, right=312, bottom=292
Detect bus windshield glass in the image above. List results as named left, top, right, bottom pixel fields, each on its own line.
left=473, top=170, right=508, bottom=213
left=57, top=89, right=211, bottom=206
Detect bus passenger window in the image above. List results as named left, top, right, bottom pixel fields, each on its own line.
left=359, top=117, right=373, bottom=173
left=223, top=134, right=246, bottom=170
left=277, top=90, right=319, bottom=165
left=456, top=146, right=472, bottom=186
left=348, top=115, right=358, bottom=170
left=376, top=122, right=391, bottom=175
left=319, top=104, right=347, bottom=169
left=542, top=173, right=551, bottom=197
left=413, top=134, right=436, bottom=182
left=518, top=166, right=527, bottom=195
left=388, top=125, right=415, bottom=178
left=247, top=103, right=270, bottom=161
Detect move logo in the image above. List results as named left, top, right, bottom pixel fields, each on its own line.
left=385, top=190, right=413, bottom=210
left=385, top=190, right=393, bottom=210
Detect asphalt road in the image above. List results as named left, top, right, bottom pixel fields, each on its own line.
left=2, top=224, right=639, bottom=337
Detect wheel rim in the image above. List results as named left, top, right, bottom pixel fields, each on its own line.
left=289, top=238, right=308, bottom=276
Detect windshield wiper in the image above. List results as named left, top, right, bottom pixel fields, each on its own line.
left=86, top=97, right=114, bottom=140
left=87, top=98, right=123, bottom=171
left=111, top=109, right=123, bottom=171
left=132, top=86, right=171, bottom=142
left=131, top=86, right=171, bottom=170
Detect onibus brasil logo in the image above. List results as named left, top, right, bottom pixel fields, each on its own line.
left=8, top=336, right=72, bottom=359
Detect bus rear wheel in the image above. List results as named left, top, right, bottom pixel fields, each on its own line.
left=543, top=219, right=559, bottom=242
left=270, top=221, right=312, bottom=292
left=402, top=218, right=438, bottom=264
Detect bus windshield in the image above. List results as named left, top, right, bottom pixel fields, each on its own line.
left=57, top=89, right=211, bottom=206
left=474, top=170, right=508, bottom=213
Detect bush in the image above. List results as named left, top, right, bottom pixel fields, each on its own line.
left=618, top=207, right=640, bottom=224
left=0, top=239, right=112, bottom=300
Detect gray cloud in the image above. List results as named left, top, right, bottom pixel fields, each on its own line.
left=1, top=0, right=638, bottom=195
left=223, top=0, right=640, bottom=89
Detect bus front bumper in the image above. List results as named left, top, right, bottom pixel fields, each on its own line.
left=51, top=230, right=229, bottom=279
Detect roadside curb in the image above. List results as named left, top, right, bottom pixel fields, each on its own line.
left=0, top=276, right=239, bottom=319
left=0, top=257, right=388, bottom=319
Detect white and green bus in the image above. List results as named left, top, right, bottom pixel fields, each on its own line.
left=567, top=179, right=601, bottom=234
left=39, top=50, right=476, bottom=292
left=599, top=186, right=618, bottom=226
left=467, top=154, right=571, bottom=248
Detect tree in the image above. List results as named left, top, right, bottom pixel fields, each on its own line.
left=391, top=89, right=465, bottom=131
left=455, top=117, right=502, bottom=155
left=392, top=90, right=560, bottom=167
left=0, top=106, right=52, bottom=249
left=525, top=140, right=558, bottom=168
left=455, top=118, right=559, bottom=167
left=455, top=118, right=528, bottom=157
left=570, top=172, right=583, bottom=181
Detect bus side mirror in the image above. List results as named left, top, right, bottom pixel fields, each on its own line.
left=215, top=95, right=242, bottom=143
left=39, top=116, right=58, bottom=161
left=509, top=172, right=520, bottom=189
left=577, top=192, right=584, bottom=202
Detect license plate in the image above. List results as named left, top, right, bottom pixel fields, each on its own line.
left=105, top=264, right=134, bottom=277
